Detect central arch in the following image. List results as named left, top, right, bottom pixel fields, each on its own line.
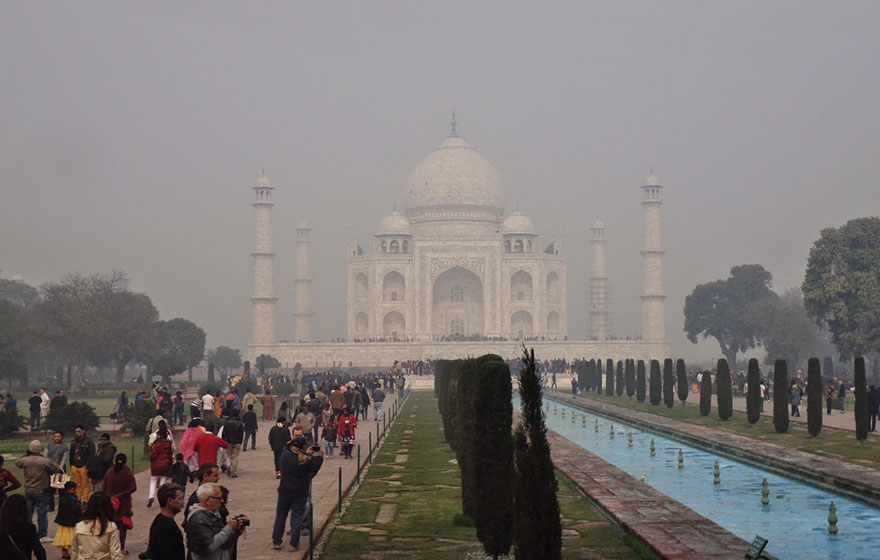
left=383, top=311, right=405, bottom=340
left=511, top=310, right=533, bottom=339
left=382, top=271, right=405, bottom=302
left=432, top=266, right=484, bottom=337
left=510, top=270, right=533, bottom=302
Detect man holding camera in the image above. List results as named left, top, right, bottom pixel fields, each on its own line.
left=184, top=482, right=247, bottom=560
left=271, top=435, right=323, bottom=551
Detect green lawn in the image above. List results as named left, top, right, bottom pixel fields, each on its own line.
left=321, top=391, right=650, bottom=559
left=567, top=391, right=880, bottom=470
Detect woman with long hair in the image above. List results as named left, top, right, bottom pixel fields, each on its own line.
left=71, top=493, right=121, bottom=560
left=101, top=454, right=136, bottom=555
left=0, top=494, right=46, bottom=560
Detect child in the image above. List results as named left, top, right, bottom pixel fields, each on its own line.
left=322, top=416, right=337, bottom=458
left=0, top=455, right=22, bottom=508
left=53, top=480, right=80, bottom=559
left=168, top=453, right=192, bottom=493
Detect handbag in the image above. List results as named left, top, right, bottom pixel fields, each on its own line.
left=50, top=471, right=71, bottom=489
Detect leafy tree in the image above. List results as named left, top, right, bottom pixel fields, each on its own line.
left=256, top=354, right=280, bottom=374
left=676, top=359, right=688, bottom=405
left=624, top=359, right=635, bottom=398
left=95, top=291, right=159, bottom=384
left=807, top=357, right=822, bottom=437
left=773, top=359, right=789, bottom=433
left=755, top=288, right=822, bottom=367
left=746, top=359, right=761, bottom=425
left=0, top=300, right=31, bottom=388
left=662, top=359, right=674, bottom=408
left=803, top=218, right=880, bottom=358
left=636, top=360, right=646, bottom=403
left=206, top=346, right=243, bottom=378
left=648, top=360, right=661, bottom=406
left=0, top=278, right=40, bottom=309
left=615, top=361, right=624, bottom=397
left=148, top=318, right=206, bottom=386
left=513, top=347, right=561, bottom=560
left=716, top=359, right=733, bottom=420
left=45, top=401, right=100, bottom=434
left=605, top=359, right=613, bottom=396
left=684, top=264, right=777, bottom=367
left=854, top=357, right=869, bottom=443
left=699, top=372, right=712, bottom=416
left=207, top=363, right=215, bottom=385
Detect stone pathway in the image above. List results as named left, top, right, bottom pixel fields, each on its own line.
left=40, top=396, right=403, bottom=560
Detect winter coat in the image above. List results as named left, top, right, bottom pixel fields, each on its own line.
left=71, top=519, right=122, bottom=560
left=294, top=411, right=315, bottom=433
left=103, top=466, right=137, bottom=517
left=168, top=461, right=192, bottom=487
left=321, top=422, right=337, bottom=442
left=150, top=439, right=174, bottom=476
left=70, top=436, right=96, bottom=469
left=55, top=492, right=82, bottom=527
left=193, top=432, right=229, bottom=466
left=15, top=452, right=62, bottom=494
left=221, top=418, right=244, bottom=445
left=278, top=447, right=323, bottom=499
left=329, top=390, right=344, bottom=410
left=184, top=504, right=236, bottom=560
left=268, top=423, right=290, bottom=451
left=337, top=414, right=357, bottom=439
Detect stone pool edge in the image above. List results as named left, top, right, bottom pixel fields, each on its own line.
left=547, top=392, right=880, bottom=509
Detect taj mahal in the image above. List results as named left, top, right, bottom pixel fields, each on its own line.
left=247, top=118, right=669, bottom=367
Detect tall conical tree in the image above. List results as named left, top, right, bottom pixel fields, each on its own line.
left=625, top=359, right=636, bottom=398
left=595, top=360, right=603, bottom=393
left=605, top=359, right=614, bottom=396
left=207, top=362, right=215, bottom=385
left=806, top=357, right=822, bottom=437
left=615, top=361, right=624, bottom=397
left=649, top=360, right=662, bottom=406
left=514, top=347, right=562, bottom=560
left=452, top=359, right=479, bottom=516
left=716, top=359, right=733, bottom=421
left=662, top=359, right=674, bottom=408
left=746, top=359, right=761, bottom=425
left=773, top=359, right=790, bottom=433
left=699, top=372, right=712, bottom=416
left=676, top=359, right=688, bottom=405
left=854, top=357, right=869, bottom=444
left=636, top=360, right=646, bottom=403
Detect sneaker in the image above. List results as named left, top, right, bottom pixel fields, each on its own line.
left=147, top=498, right=154, bottom=508
left=39, top=536, right=53, bottom=543
left=271, top=543, right=283, bottom=550
left=275, top=471, right=280, bottom=479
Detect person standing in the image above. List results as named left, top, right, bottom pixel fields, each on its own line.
left=39, top=389, right=50, bottom=426
left=15, top=439, right=62, bottom=542
left=0, top=455, right=22, bottom=508
left=179, top=420, right=206, bottom=473
left=146, top=483, right=185, bottom=560
left=241, top=405, right=258, bottom=451
left=838, top=380, right=847, bottom=413
left=69, top=425, right=95, bottom=504
left=28, top=391, right=42, bottom=432
left=294, top=404, right=315, bottom=446
left=790, top=382, right=803, bottom=417
left=371, top=385, right=385, bottom=421
left=90, top=433, right=116, bottom=492
left=185, top=483, right=246, bottom=560
left=183, top=463, right=219, bottom=523
left=71, top=493, right=122, bottom=560
left=52, top=481, right=80, bottom=559
left=271, top=436, right=323, bottom=551
left=148, top=430, right=174, bottom=508
left=172, top=392, right=185, bottom=428
left=268, top=417, right=291, bottom=478
left=0, top=494, right=46, bottom=560
left=329, top=385, right=344, bottom=419
left=825, top=381, right=835, bottom=415
left=241, top=389, right=257, bottom=416
left=44, top=430, right=68, bottom=513
left=201, top=391, right=215, bottom=425
left=102, top=454, right=136, bottom=554
left=168, top=454, right=192, bottom=497
left=868, top=385, right=880, bottom=432
left=261, top=391, right=276, bottom=422
left=220, top=411, right=243, bottom=477
left=337, top=407, right=358, bottom=460
left=193, top=428, right=229, bottom=469
left=321, top=416, right=337, bottom=458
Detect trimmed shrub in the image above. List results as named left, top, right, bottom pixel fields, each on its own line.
left=624, top=359, right=635, bottom=398
left=716, top=359, right=733, bottom=421
left=120, top=400, right=158, bottom=436
left=636, top=360, right=646, bottom=403
left=605, top=359, right=614, bottom=396
left=773, top=359, right=790, bottom=433
left=207, top=362, right=215, bottom=384
left=806, top=357, right=822, bottom=437
left=699, top=372, right=712, bottom=416
left=676, top=359, right=688, bottom=405
left=662, top=359, right=674, bottom=408
left=0, top=409, right=26, bottom=438
left=453, top=358, right=479, bottom=517
left=746, top=359, right=761, bottom=425
left=855, top=357, right=869, bottom=443
left=615, top=361, right=624, bottom=397
left=648, top=360, right=661, bottom=406
left=44, top=401, right=100, bottom=435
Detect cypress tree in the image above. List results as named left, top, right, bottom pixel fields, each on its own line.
left=615, top=361, right=624, bottom=397
left=662, top=359, right=674, bottom=408
left=452, top=358, right=479, bottom=516
left=207, top=363, right=215, bottom=385
left=773, top=359, right=790, bottom=434
left=716, top=359, right=733, bottom=421
left=746, top=358, right=761, bottom=425
left=649, top=360, right=662, bottom=405
left=514, top=347, right=562, bottom=560
left=636, top=360, right=646, bottom=403
left=699, top=372, right=712, bottom=416
left=854, top=357, right=869, bottom=443
left=585, top=360, right=594, bottom=392
left=624, top=359, right=636, bottom=398
left=676, top=359, right=688, bottom=405
left=595, top=360, right=603, bottom=393
left=806, top=357, right=822, bottom=437
left=473, top=356, right=514, bottom=557
left=605, top=359, right=614, bottom=396
left=435, top=360, right=456, bottom=443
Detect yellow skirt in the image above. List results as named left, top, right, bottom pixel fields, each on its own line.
left=53, top=525, right=75, bottom=549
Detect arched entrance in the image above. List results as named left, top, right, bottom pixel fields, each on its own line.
left=432, top=266, right=483, bottom=337
left=511, top=310, right=533, bottom=340
left=383, top=311, right=405, bottom=340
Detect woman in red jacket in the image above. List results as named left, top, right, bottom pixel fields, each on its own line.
left=102, top=453, right=137, bottom=555
left=337, top=406, right=358, bottom=459
left=147, top=429, right=173, bottom=508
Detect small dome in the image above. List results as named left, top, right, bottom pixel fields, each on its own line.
left=502, top=211, right=536, bottom=235
left=10, top=274, right=23, bottom=283
left=376, top=210, right=412, bottom=236
left=255, top=174, right=272, bottom=188
left=591, top=217, right=605, bottom=229
left=643, top=172, right=661, bottom=186
left=297, top=218, right=311, bottom=230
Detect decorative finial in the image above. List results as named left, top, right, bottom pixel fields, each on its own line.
left=262, top=166, right=265, bottom=176
left=393, top=202, right=397, bottom=211
left=649, top=165, right=653, bottom=175
left=515, top=201, right=520, bottom=211
left=450, top=107, right=458, bottom=137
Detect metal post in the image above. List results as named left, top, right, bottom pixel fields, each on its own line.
left=357, top=444, right=361, bottom=480
left=338, top=466, right=343, bottom=513
left=308, top=502, right=314, bottom=559
left=376, top=422, right=380, bottom=442
left=131, top=445, right=135, bottom=472
left=368, top=432, right=372, bottom=464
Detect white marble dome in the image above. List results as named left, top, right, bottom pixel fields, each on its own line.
left=255, top=174, right=272, bottom=188
left=643, top=172, right=661, bottom=186
left=502, top=211, right=536, bottom=235
left=405, top=135, right=504, bottom=211
left=376, top=210, right=412, bottom=236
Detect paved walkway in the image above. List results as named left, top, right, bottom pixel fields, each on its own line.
left=41, top=395, right=404, bottom=560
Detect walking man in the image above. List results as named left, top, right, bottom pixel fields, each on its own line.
left=271, top=436, right=323, bottom=551
left=371, top=385, right=385, bottom=422
left=69, top=424, right=95, bottom=503
left=147, top=482, right=186, bottom=560
left=221, top=410, right=244, bottom=477
left=15, top=439, right=62, bottom=542
left=242, top=404, right=258, bottom=451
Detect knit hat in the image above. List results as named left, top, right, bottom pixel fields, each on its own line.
left=28, top=440, right=41, bottom=454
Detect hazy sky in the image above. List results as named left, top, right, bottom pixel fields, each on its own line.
left=2, top=2, right=878, bottom=362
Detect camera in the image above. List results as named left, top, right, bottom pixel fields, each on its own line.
left=233, top=514, right=250, bottom=527
left=310, top=445, right=321, bottom=452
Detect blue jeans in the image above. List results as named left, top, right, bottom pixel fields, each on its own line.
left=373, top=402, right=383, bottom=421
left=243, top=428, right=256, bottom=450
left=272, top=493, right=309, bottom=547
left=324, top=440, right=335, bottom=457
left=26, top=491, right=49, bottom=538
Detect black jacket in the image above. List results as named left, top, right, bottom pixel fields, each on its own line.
left=184, top=504, right=236, bottom=558
left=268, top=424, right=290, bottom=451
left=221, top=418, right=244, bottom=445
left=278, top=447, right=323, bottom=499
left=242, top=411, right=258, bottom=431
left=0, top=522, right=46, bottom=560
left=54, top=493, right=81, bottom=527
left=148, top=513, right=185, bottom=560
left=168, top=461, right=192, bottom=487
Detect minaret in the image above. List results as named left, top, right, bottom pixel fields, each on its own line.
left=590, top=217, right=611, bottom=339
left=293, top=218, right=313, bottom=342
left=640, top=171, right=666, bottom=341
left=250, top=171, right=277, bottom=345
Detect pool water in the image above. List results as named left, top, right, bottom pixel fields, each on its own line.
left=537, top=396, right=880, bottom=560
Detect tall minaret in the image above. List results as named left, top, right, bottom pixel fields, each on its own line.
left=293, top=218, right=313, bottom=342
left=640, top=171, right=666, bottom=341
left=250, top=171, right=277, bottom=345
left=590, top=217, right=611, bottom=339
